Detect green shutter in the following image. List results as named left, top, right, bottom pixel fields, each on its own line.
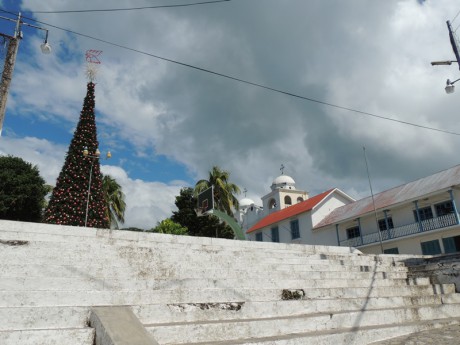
left=421, top=240, right=441, bottom=255
left=383, top=247, right=399, bottom=254
left=443, top=237, right=457, bottom=254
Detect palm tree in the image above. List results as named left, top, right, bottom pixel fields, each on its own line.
left=102, top=175, right=126, bottom=229
left=194, top=166, right=240, bottom=216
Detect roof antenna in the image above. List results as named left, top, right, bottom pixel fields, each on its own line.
left=280, top=164, right=285, bottom=175
left=363, top=147, right=384, bottom=254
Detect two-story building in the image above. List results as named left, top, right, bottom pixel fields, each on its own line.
left=314, top=165, right=460, bottom=255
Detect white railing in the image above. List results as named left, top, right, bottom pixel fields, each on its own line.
left=339, top=213, right=458, bottom=247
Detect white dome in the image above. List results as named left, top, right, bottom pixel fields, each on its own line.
left=272, top=175, right=295, bottom=185
left=273, top=175, right=295, bottom=184
left=239, top=197, right=255, bottom=208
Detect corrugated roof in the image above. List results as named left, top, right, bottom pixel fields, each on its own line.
left=314, top=164, right=460, bottom=229
left=246, top=189, right=334, bottom=234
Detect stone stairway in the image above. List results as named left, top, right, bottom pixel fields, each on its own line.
left=1, top=220, right=460, bottom=345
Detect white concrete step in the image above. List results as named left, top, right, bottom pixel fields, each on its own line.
left=0, top=306, right=90, bottom=331
left=0, top=328, right=94, bottom=345
left=0, top=236, right=385, bottom=259
left=134, top=294, right=460, bottom=324
left=158, top=318, right=460, bottom=345
left=1, top=236, right=364, bottom=262
left=146, top=305, right=460, bottom=344
left=0, top=263, right=409, bottom=280
left=2, top=294, right=459, bottom=333
left=0, top=247, right=409, bottom=274
left=0, top=257, right=408, bottom=275
left=0, top=236, right=403, bottom=268
left=0, top=284, right=454, bottom=307
left=0, top=276, right=430, bottom=292
left=0, top=221, right=360, bottom=256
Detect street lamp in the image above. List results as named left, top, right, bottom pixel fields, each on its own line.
left=431, top=20, right=460, bottom=95
left=445, top=78, right=460, bottom=94
left=83, top=146, right=111, bottom=227
left=431, top=60, right=457, bottom=66
left=0, top=12, right=52, bottom=136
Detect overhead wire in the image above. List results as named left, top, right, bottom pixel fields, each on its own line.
left=29, top=0, right=232, bottom=14
left=2, top=8, right=460, bottom=137
left=452, top=7, right=460, bottom=24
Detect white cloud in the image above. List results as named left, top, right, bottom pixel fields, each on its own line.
left=101, top=165, right=182, bottom=229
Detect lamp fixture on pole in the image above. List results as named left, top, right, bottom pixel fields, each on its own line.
left=445, top=78, right=460, bottom=94
left=0, top=12, right=52, bottom=136
left=83, top=146, right=111, bottom=227
left=431, top=20, right=460, bottom=95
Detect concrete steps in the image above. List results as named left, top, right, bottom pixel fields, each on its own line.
left=3, top=294, right=458, bottom=332
left=147, top=305, right=460, bottom=344
left=135, top=294, right=460, bottom=324
left=0, top=236, right=404, bottom=266
left=0, top=263, right=410, bottom=280
left=0, top=284, right=455, bottom=307
left=159, top=318, right=460, bottom=345
left=1, top=220, right=460, bottom=344
left=0, top=276, right=432, bottom=291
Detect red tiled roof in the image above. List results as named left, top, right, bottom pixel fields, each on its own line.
left=246, top=189, right=334, bottom=234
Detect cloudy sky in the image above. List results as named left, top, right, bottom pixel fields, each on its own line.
left=1, top=0, right=460, bottom=229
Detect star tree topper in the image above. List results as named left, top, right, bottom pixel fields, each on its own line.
left=85, top=50, right=103, bottom=82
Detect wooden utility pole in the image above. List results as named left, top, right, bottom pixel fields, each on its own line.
left=0, top=32, right=19, bottom=136
left=0, top=12, right=50, bottom=136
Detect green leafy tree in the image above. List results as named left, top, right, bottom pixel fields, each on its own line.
left=152, top=218, right=188, bottom=235
left=171, top=187, right=234, bottom=239
left=102, top=175, right=126, bottom=229
left=195, top=166, right=240, bottom=216
left=44, top=82, right=109, bottom=228
left=0, top=155, right=48, bottom=222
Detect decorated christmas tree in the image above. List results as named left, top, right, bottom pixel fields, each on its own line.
left=44, top=59, right=109, bottom=228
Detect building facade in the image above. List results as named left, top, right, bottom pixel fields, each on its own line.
left=314, top=165, right=460, bottom=255
left=240, top=165, right=460, bottom=256
left=239, top=173, right=354, bottom=244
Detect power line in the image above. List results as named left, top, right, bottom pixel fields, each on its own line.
left=2, top=8, right=460, bottom=137
left=452, top=7, right=460, bottom=25
left=29, top=0, right=232, bottom=14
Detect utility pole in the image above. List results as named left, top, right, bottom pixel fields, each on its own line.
left=0, top=14, right=21, bottom=137
left=0, top=12, right=51, bottom=137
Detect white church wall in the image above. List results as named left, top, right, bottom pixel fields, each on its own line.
left=311, top=192, right=351, bottom=227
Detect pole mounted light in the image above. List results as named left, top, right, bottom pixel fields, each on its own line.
left=431, top=60, right=456, bottom=66
left=0, top=12, right=52, bottom=136
left=83, top=147, right=111, bottom=227
left=445, top=78, right=460, bottom=94
left=431, top=20, right=460, bottom=94
left=82, top=146, right=111, bottom=227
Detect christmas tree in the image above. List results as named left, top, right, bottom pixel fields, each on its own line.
left=44, top=81, right=109, bottom=228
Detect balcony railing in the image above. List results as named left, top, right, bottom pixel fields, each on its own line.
left=339, top=213, right=458, bottom=247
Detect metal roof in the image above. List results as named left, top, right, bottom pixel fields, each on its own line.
left=314, top=164, right=460, bottom=229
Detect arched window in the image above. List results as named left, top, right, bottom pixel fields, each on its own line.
left=269, top=198, right=277, bottom=209
left=284, top=196, right=292, bottom=206
left=297, top=197, right=304, bottom=203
